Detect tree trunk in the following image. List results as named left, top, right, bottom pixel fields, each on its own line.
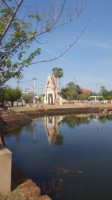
left=59, top=78, right=60, bottom=87
left=11, top=101, right=14, bottom=107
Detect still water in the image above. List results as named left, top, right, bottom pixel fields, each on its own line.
left=3, top=114, right=112, bottom=200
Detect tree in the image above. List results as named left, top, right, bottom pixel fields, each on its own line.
left=58, top=68, right=63, bottom=87
left=100, top=86, right=109, bottom=99
left=0, top=0, right=90, bottom=86
left=78, top=93, right=89, bottom=100
left=0, top=86, right=7, bottom=106
left=98, top=96, right=104, bottom=101
left=52, top=68, right=59, bottom=83
left=61, top=82, right=82, bottom=100
left=4, top=87, right=22, bottom=106
left=66, top=82, right=76, bottom=89
left=99, top=86, right=112, bottom=100
left=22, top=93, right=34, bottom=103
left=52, top=67, right=63, bottom=86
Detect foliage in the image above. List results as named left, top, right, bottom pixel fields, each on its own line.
left=0, top=86, right=6, bottom=103
left=98, top=96, right=104, bottom=101
left=61, top=82, right=82, bottom=100
left=4, top=87, right=22, bottom=106
left=52, top=68, right=59, bottom=80
left=0, top=0, right=42, bottom=86
left=88, top=96, right=94, bottom=101
left=52, top=67, right=63, bottom=86
left=99, top=86, right=112, bottom=100
left=0, top=86, right=21, bottom=106
left=0, top=0, right=89, bottom=86
left=78, top=93, right=90, bottom=100
left=0, top=189, right=26, bottom=200
left=22, top=93, right=34, bottom=103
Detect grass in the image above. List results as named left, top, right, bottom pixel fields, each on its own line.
left=0, top=189, right=27, bottom=200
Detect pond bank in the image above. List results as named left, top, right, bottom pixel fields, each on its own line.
left=1, top=104, right=112, bottom=131
left=12, top=163, right=51, bottom=200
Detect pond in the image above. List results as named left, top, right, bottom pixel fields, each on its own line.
left=3, top=114, right=112, bottom=200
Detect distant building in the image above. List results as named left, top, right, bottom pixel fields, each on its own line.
left=82, top=89, right=91, bottom=94
left=44, top=75, right=61, bottom=105
left=23, top=88, right=29, bottom=95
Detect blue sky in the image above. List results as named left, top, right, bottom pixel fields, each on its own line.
left=8, top=0, right=112, bottom=95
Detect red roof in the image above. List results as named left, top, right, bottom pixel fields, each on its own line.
left=51, top=76, right=57, bottom=89
left=82, top=89, right=91, bottom=94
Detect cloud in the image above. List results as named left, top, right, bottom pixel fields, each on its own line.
left=93, top=42, right=112, bottom=49
left=81, top=40, right=112, bottom=49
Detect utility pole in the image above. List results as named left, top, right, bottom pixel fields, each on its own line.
left=33, top=78, right=37, bottom=104
left=17, top=78, right=19, bottom=88
left=96, top=83, right=102, bottom=95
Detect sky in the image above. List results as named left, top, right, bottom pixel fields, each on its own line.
left=7, top=0, right=112, bottom=95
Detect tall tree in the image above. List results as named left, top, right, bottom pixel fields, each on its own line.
left=0, top=0, right=90, bottom=86
left=4, top=87, right=22, bottom=106
left=52, top=68, right=59, bottom=83
left=22, top=93, right=34, bottom=103
left=52, top=67, right=63, bottom=86
left=58, top=68, right=63, bottom=87
left=61, top=81, right=82, bottom=100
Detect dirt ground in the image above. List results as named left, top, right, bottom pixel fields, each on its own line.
left=8, top=102, right=112, bottom=113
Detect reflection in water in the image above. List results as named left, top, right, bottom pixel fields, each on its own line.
left=42, top=178, right=63, bottom=194
left=44, top=116, right=63, bottom=144
left=61, top=115, right=89, bottom=128
left=32, top=119, right=37, bottom=144
left=3, top=114, right=112, bottom=200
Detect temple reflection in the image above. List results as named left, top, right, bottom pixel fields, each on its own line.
left=44, top=116, right=63, bottom=143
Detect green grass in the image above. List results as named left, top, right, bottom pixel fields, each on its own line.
left=0, top=189, right=27, bottom=200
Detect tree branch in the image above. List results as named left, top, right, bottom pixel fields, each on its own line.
left=0, top=19, right=90, bottom=73
left=0, top=0, right=23, bottom=44
left=0, top=0, right=90, bottom=67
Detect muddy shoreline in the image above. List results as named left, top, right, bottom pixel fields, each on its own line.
left=1, top=106, right=112, bottom=132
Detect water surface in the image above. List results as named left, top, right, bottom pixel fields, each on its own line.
left=3, top=114, right=112, bottom=200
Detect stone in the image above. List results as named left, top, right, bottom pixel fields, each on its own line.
left=18, top=179, right=41, bottom=199
left=37, top=195, right=52, bottom=200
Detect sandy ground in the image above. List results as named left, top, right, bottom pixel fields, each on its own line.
left=10, top=102, right=112, bottom=113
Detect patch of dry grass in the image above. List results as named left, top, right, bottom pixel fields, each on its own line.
left=0, top=189, right=27, bottom=200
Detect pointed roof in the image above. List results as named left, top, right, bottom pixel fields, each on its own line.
left=51, top=76, right=57, bottom=89
left=45, top=75, right=60, bottom=92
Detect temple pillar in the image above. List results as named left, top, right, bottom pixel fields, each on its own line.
left=53, top=93, right=55, bottom=104
left=44, top=93, right=46, bottom=104
left=47, top=93, right=49, bottom=104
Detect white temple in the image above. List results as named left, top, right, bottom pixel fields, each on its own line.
left=44, top=75, right=61, bottom=105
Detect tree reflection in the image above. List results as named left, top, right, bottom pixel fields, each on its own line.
left=7, top=127, right=22, bottom=136
left=24, top=120, right=38, bottom=143
left=61, top=115, right=89, bottom=128
left=53, top=134, right=64, bottom=146
left=99, top=115, right=112, bottom=123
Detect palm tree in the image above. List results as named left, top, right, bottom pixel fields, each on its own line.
left=52, top=68, right=59, bottom=83
left=52, top=68, right=63, bottom=87
left=58, top=68, right=63, bottom=87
